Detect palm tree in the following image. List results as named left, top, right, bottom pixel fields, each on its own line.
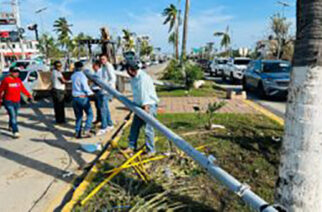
left=122, top=29, right=135, bottom=52
left=53, top=17, right=73, bottom=50
left=270, top=13, right=292, bottom=59
left=275, top=0, right=322, bottom=210
left=162, top=4, right=180, bottom=60
left=214, top=26, right=231, bottom=51
left=181, top=0, right=190, bottom=63
left=140, top=39, right=153, bottom=57
left=71, top=33, right=92, bottom=58
left=168, top=32, right=176, bottom=56
left=38, top=34, right=61, bottom=59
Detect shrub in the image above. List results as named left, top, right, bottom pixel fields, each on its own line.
left=161, top=60, right=204, bottom=89
left=161, top=60, right=183, bottom=83
left=184, top=63, right=204, bottom=89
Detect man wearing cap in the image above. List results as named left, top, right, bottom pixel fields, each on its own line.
left=0, top=67, right=32, bottom=138
left=71, top=61, right=94, bottom=139
left=124, top=58, right=159, bottom=155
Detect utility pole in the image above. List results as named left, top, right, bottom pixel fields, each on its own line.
left=35, top=7, right=48, bottom=35
left=12, top=0, right=25, bottom=59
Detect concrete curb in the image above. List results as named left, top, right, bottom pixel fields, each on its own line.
left=46, top=114, right=133, bottom=212
left=242, top=99, right=285, bottom=126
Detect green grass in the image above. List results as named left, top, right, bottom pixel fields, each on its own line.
left=74, top=113, right=283, bottom=212
left=157, top=81, right=226, bottom=98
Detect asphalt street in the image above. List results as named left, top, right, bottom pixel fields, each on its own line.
left=205, top=74, right=287, bottom=118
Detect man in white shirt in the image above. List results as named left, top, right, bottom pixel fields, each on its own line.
left=124, top=58, right=159, bottom=155
left=94, top=54, right=116, bottom=136
left=51, top=61, right=67, bottom=124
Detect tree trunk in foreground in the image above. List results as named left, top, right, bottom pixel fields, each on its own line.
left=275, top=0, right=322, bottom=211
left=181, top=0, right=190, bottom=63
left=176, top=0, right=181, bottom=60
left=175, top=16, right=180, bottom=60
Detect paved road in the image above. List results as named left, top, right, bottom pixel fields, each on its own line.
left=205, top=74, right=287, bottom=118
left=0, top=99, right=128, bottom=212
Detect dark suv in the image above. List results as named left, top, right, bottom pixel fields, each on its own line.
left=243, top=60, right=291, bottom=98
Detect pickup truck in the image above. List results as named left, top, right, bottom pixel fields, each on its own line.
left=210, top=58, right=228, bottom=76
left=222, top=57, right=251, bottom=82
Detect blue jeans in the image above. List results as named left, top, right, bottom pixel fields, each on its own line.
left=94, top=91, right=101, bottom=122
left=128, top=104, right=157, bottom=153
left=72, top=97, right=93, bottom=134
left=4, top=100, right=20, bottom=133
left=96, top=91, right=113, bottom=129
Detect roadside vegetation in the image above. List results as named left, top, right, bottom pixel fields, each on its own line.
left=158, top=60, right=226, bottom=98
left=74, top=113, right=283, bottom=212
left=157, top=82, right=226, bottom=98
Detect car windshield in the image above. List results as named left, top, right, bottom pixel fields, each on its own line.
left=218, top=60, right=227, bottom=64
left=12, top=62, right=30, bottom=69
left=234, top=59, right=250, bottom=65
left=262, top=62, right=291, bottom=73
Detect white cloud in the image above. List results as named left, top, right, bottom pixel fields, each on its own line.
left=188, top=7, right=234, bottom=51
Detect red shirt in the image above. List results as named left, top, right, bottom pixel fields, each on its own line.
left=0, top=76, right=31, bottom=103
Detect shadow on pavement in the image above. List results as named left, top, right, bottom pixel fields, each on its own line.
left=29, top=106, right=88, bottom=168
left=0, top=146, right=75, bottom=182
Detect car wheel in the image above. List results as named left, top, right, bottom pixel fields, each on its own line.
left=257, top=82, right=267, bottom=99
left=230, top=73, right=236, bottom=84
left=242, top=78, right=249, bottom=91
left=222, top=74, right=226, bottom=82
left=32, top=91, right=38, bottom=100
left=214, top=70, right=218, bottom=77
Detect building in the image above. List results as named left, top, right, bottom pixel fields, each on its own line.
left=0, top=31, right=40, bottom=70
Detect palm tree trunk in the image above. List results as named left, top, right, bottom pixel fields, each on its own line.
left=175, top=0, right=181, bottom=60
left=175, top=17, right=180, bottom=60
left=181, top=0, right=190, bottom=63
left=275, top=0, right=322, bottom=211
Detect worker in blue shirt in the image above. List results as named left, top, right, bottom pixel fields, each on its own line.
left=71, top=61, right=94, bottom=139
left=124, top=58, right=159, bottom=156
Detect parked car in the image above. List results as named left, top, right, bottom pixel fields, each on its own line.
left=243, top=60, right=291, bottom=98
left=0, top=70, right=40, bottom=102
left=3, top=59, right=50, bottom=73
left=152, top=60, right=159, bottom=65
left=210, top=58, right=228, bottom=76
left=222, top=57, right=251, bottom=82
left=197, top=59, right=211, bottom=72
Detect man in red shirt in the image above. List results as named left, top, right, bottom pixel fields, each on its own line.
left=0, top=67, right=32, bottom=138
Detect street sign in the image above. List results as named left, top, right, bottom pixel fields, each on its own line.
left=0, top=12, right=16, bottom=25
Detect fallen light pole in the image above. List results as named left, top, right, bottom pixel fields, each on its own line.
left=84, top=69, right=278, bottom=212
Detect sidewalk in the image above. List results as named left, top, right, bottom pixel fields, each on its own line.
left=159, top=97, right=258, bottom=114
left=0, top=99, right=128, bottom=212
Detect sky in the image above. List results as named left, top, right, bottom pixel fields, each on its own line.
left=1, top=0, right=296, bottom=53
